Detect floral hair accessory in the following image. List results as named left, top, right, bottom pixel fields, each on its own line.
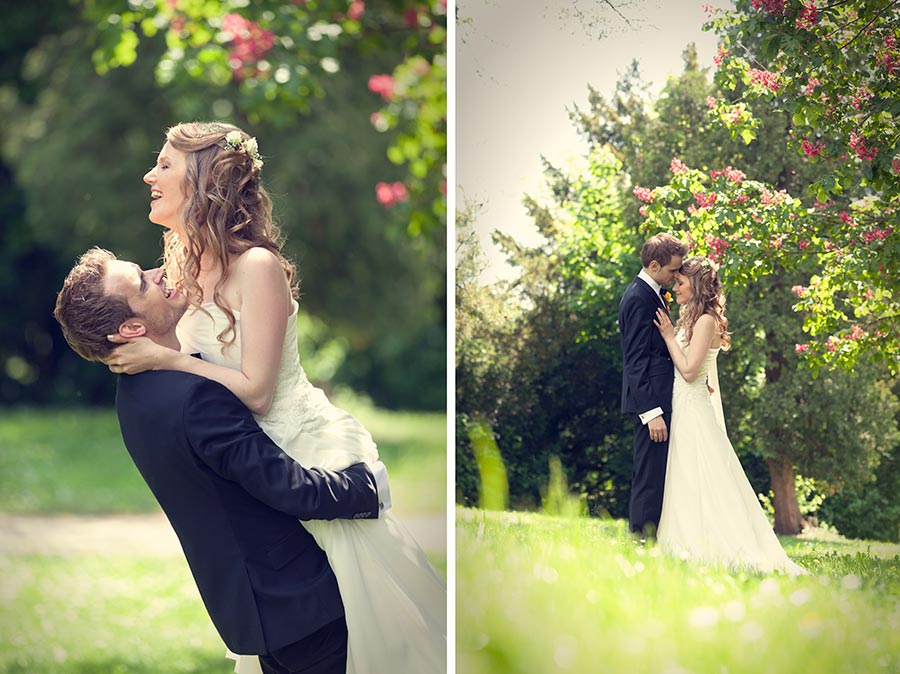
left=699, top=258, right=719, bottom=273
left=223, top=130, right=264, bottom=169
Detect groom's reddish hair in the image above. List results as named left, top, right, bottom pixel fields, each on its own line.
left=640, top=233, right=688, bottom=268
left=54, top=248, right=134, bottom=361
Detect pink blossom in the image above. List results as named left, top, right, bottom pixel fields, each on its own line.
left=849, top=132, right=878, bottom=161
left=639, top=205, right=648, bottom=218
left=347, top=0, right=365, bottom=21
left=892, top=154, right=900, bottom=174
left=802, top=77, right=821, bottom=96
left=221, top=13, right=276, bottom=79
left=801, top=139, right=824, bottom=158
left=633, top=186, right=654, bottom=203
left=694, top=192, right=717, bottom=209
left=670, top=157, right=689, bottom=175
left=825, top=337, right=838, bottom=352
left=750, top=0, right=787, bottom=16
left=749, top=68, right=781, bottom=93
left=839, top=211, right=856, bottom=226
left=799, top=240, right=810, bottom=250
left=770, top=235, right=783, bottom=249
left=375, top=181, right=409, bottom=207
left=849, top=325, right=867, bottom=341
left=792, top=285, right=807, bottom=297
left=795, top=2, right=819, bottom=30
left=368, top=74, right=396, bottom=101
left=760, top=188, right=788, bottom=206
left=795, top=343, right=810, bottom=354
left=404, top=8, right=419, bottom=27
left=713, top=45, right=731, bottom=67
left=706, top=96, right=718, bottom=109
left=710, top=166, right=746, bottom=183
left=705, top=234, right=729, bottom=261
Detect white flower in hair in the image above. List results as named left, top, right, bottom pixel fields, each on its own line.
left=223, top=131, right=264, bottom=169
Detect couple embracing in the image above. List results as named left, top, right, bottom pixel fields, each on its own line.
left=620, top=233, right=804, bottom=575
left=55, top=122, right=446, bottom=673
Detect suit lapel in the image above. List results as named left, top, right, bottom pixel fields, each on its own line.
left=635, top=276, right=667, bottom=312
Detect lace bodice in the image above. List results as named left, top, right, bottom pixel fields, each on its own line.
left=176, top=301, right=378, bottom=469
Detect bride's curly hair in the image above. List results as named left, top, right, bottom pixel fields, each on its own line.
left=161, top=121, right=298, bottom=347
left=675, top=256, right=731, bottom=350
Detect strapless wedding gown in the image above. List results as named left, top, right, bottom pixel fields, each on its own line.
left=657, top=334, right=805, bottom=575
left=177, top=301, right=447, bottom=673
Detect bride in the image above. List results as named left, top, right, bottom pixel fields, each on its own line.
left=105, top=122, right=447, bottom=672
left=652, top=256, right=805, bottom=575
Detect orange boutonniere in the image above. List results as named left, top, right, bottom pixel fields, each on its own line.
left=662, top=290, right=673, bottom=308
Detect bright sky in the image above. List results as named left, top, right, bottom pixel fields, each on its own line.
left=457, top=0, right=731, bottom=283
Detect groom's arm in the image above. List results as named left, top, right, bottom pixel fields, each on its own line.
left=183, top=377, right=381, bottom=521
left=620, top=297, right=664, bottom=420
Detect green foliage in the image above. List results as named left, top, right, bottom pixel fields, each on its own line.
left=689, top=0, right=900, bottom=370
left=84, top=0, right=447, bottom=235
left=467, top=417, right=509, bottom=512
left=758, top=474, right=827, bottom=523
left=457, top=508, right=900, bottom=674
left=455, top=149, right=638, bottom=515
left=540, top=456, right=588, bottom=519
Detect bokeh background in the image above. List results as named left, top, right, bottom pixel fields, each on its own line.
left=1, top=0, right=446, bottom=411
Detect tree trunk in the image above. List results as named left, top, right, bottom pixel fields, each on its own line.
left=767, top=453, right=803, bottom=535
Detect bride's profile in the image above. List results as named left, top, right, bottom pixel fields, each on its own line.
left=104, top=121, right=447, bottom=672
left=653, top=256, right=805, bottom=575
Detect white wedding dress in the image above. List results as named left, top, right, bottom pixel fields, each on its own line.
left=177, top=301, right=447, bottom=673
left=657, top=332, right=805, bottom=575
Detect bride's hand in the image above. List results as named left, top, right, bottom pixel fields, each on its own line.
left=653, top=308, right=675, bottom=340
left=103, top=335, right=172, bottom=375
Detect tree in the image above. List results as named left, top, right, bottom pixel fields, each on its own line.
left=652, top=0, right=900, bottom=372
left=83, top=0, right=447, bottom=237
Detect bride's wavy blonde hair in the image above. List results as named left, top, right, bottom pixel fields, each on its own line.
left=161, top=121, right=298, bottom=346
left=675, top=256, right=731, bottom=350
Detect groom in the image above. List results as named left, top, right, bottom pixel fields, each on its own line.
left=619, top=233, right=686, bottom=540
left=54, top=247, right=390, bottom=674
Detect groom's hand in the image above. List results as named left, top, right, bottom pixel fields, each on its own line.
left=647, top=416, right=668, bottom=444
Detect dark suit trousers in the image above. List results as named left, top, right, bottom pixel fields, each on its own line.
left=629, top=412, right=670, bottom=534
left=258, top=617, right=348, bottom=674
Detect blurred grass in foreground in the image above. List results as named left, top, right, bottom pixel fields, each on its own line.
left=457, top=508, right=900, bottom=674
left=0, top=402, right=446, bottom=515
left=0, top=555, right=224, bottom=674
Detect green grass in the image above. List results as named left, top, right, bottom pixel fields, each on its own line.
left=0, top=404, right=446, bottom=674
left=457, top=508, right=900, bottom=674
left=0, top=554, right=226, bottom=674
left=0, top=405, right=446, bottom=515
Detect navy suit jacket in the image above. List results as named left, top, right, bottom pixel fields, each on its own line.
left=115, top=369, right=380, bottom=655
left=619, top=276, right=675, bottom=416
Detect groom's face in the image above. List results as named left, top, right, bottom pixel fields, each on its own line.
left=651, top=256, right=683, bottom=287
left=103, top=260, right=188, bottom=338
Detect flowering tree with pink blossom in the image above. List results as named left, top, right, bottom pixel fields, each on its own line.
left=641, top=0, right=900, bottom=373
left=86, top=0, right=446, bottom=234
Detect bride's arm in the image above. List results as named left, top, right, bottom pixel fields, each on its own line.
left=653, top=309, right=715, bottom=383
left=107, top=249, right=290, bottom=415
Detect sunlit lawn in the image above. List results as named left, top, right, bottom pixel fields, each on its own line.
left=457, top=508, right=900, bottom=674
left=0, top=405, right=446, bottom=674
left=0, top=400, right=446, bottom=515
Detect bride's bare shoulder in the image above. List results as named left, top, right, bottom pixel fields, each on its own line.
left=699, top=312, right=722, bottom=348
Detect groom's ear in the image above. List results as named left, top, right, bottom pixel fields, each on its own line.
left=118, top=319, right=147, bottom=339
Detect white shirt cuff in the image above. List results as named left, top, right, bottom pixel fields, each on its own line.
left=638, top=407, right=663, bottom=425
left=371, top=460, right=392, bottom=515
